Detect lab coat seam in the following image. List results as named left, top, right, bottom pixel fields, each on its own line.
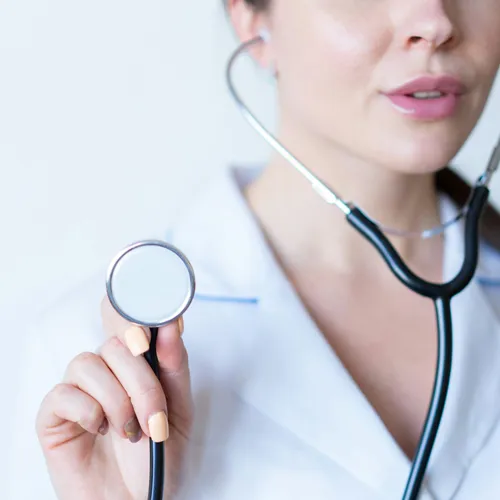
left=448, top=412, right=500, bottom=500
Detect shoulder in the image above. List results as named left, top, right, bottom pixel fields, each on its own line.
left=24, top=267, right=107, bottom=379
left=8, top=269, right=108, bottom=500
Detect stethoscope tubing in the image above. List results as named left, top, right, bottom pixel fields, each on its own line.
left=401, top=296, right=452, bottom=500
left=347, top=186, right=489, bottom=299
left=347, top=186, right=488, bottom=499
left=144, top=327, right=165, bottom=500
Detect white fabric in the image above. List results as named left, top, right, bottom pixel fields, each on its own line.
left=8, top=165, right=500, bottom=500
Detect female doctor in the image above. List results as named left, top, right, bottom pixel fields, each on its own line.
left=19, top=0, right=500, bottom=499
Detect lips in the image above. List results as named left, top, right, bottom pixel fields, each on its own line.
left=386, top=76, right=466, bottom=97
left=383, top=76, right=466, bottom=120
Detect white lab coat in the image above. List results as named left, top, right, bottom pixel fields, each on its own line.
left=8, top=165, right=500, bottom=500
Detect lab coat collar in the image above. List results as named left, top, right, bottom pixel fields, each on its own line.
left=170, top=165, right=500, bottom=499
left=167, top=166, right=269, bottom=300
left=425, top=195, right=500, bottom=499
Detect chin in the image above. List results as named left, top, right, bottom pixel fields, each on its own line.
left=370, top=126, right=469, bottom=175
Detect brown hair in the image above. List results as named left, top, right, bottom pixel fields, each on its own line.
left=241, top=0, right=268, bottom=8
left=437, top=167, right=500, bottom=250
left=231, top=0, right=500, bottom=251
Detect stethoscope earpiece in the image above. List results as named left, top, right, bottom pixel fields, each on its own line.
left=256, top=28, right=277, bottom=78
left=258, top=28, right=271, bottom=43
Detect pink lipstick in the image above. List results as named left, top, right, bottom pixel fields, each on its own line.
left=384, top=76, right=466, bottom=120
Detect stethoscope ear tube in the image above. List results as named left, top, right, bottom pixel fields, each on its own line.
left=346, top=185, right=490, bottom=298
left=346, top=208, right=440, bottom=297
left=450, top=185, right=490, bottom=294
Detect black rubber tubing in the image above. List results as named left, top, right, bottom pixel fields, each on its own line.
left=143, top=327, right=165, bottom=500
left=346, top=186, right=489, bottom=499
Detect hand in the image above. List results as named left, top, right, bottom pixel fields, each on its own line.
left=36, top=296, right=193, bottom=500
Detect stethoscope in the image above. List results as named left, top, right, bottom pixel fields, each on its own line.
left=104, top=33, right=500, bottom=500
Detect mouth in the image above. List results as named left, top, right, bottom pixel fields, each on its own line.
left=405, top=91, right=448, bottom=100
left=383, top=76, right=466, bottom=120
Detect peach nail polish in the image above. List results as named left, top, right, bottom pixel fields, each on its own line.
left=124, top=326, right=149, bottom=356
left=177, top=316, right=184, bottom=336
left=148, top=411, right=169, bottom=442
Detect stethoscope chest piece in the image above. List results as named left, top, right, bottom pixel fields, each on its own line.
left=105, top=239, right=196, bottom=500
left=106, top=239, right=196, bottom=328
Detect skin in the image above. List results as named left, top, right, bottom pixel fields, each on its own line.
left=36, top=0, right=500, bottom=498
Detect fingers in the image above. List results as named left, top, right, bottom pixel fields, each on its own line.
left=121, top=319, right=184, bottom=357
left=63, top=350, right=142, bottom=442
left=101, top=295, right=183, bottom=354
left=117, top=318, right=192, bottom=438
left=38, top=294, right=192, bottom=462
left=100, top=294, right=192, bottom=438
left=155, top=321, right=193, bottom=438
left=101, top=296, right=152, bottom=350
left=36, top=383, right=106, bottom=450
left=124, top=325, right=151, bottom=356
left=99, top=336, right=169, bottom=442
left=115, top=319, right=192, bottom=440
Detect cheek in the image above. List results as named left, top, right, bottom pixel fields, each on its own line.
left=273, top=6, right=389, bottom=130
left=460, top=3, right=500, bottom=77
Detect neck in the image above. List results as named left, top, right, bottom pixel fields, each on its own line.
left=244, top=125, right=444, bottom=281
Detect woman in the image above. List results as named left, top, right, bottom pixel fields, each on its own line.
left=22, top=0, right=500, bottom=498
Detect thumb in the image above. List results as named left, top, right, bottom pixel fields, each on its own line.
left=123, top=316, right=193, bottom=438
left=150, top=317, right=193, bottom=438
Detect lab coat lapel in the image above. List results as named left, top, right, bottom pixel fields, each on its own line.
left=244, top=194, right=500, bottom=500
left=423, top=196, right=500, bottom=499
left=238, top=263, right=421, bottom=498
left=170, top=166, right=500, bottom=499
left=172, top=166, right=419, bottom=496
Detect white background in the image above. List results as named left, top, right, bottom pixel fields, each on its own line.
left=0, top=0, right=499, bottom=325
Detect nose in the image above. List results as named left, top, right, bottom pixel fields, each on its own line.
left=395, top=0, right=459, bottom=51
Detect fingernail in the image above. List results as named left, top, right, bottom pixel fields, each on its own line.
left=98, top=418, right=109, bottom=436
left=148, top=411, right=169, bottom=443
left=177, top=316, right=184, bottom=336
left=124, top=416, right=142, bottom=443
left=124, top=326, right=149, bottom=356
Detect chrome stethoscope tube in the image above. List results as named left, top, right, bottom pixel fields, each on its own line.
left=226, top=35, right=500, bottom=500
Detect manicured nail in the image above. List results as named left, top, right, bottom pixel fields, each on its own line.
left=98, top=418, right=109, bottom=436
left=177, top=316, right=184, bottom=336
left=148, top=411, right=169, bottom=442
left=124, top=325, right=149, bottom=356
left=124, top=416, right=142, bottom=443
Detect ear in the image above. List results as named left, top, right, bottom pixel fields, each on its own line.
left=226, top=0, right=274, bottom=69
